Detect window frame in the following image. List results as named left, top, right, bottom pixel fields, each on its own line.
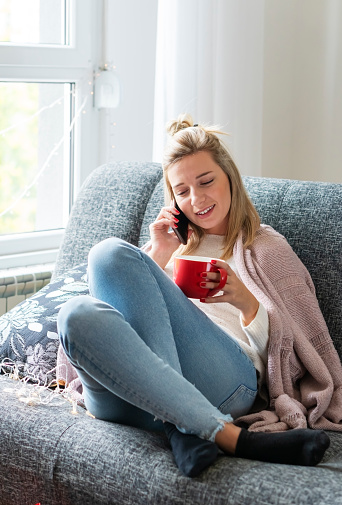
left=0, top=0, right=99, bottom=269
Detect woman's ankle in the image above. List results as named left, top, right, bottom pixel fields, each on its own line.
left=164, top=422, right=219, bottom=477
left=214, top=422, right=241, bottom=455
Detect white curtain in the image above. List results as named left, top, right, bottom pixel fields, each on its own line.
left=153, top=0, right=342, bottom=183
left=153, top=0, right=265, bottom=176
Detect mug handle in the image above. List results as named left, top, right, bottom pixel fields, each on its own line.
left=209, top=268, right=228, bottom=296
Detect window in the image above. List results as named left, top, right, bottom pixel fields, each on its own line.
left=0, top=0, right=98, bottom=269
left=0, top=0, right=69, bottom=45
left=0, top=81, right=74, bottom=236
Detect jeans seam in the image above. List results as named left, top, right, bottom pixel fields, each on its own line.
left=218, top=383, right=257, bottom=415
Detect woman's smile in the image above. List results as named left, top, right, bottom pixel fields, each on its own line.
left=196, top=204, right=215, bottom=218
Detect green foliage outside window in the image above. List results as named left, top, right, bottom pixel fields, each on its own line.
left=0, top=83, right=38, bottom=235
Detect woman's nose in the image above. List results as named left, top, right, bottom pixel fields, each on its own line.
left=190, top=189, right=205, bottom=208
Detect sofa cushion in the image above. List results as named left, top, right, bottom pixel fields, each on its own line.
left=0, top=373, right=341, bottom=505
left=0, top=264, right=88, bottom=382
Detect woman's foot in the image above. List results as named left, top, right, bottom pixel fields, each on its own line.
left=215, top=423, right=330, bottom=466
left=164, top=422, right=218, bottom=477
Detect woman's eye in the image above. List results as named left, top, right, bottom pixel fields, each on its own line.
left=201, top=179, right=214, bottom=186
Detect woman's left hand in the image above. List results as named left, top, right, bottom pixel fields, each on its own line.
left=200, top=259, right=259, bottom=326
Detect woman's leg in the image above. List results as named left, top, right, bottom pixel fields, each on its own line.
left=86, top=238, right=258, bottom=422
left=58, top=238, right=256, bottom=434
left=58, top=293, right=237, bottom=440
left=59, top=294, right=224, bottom=477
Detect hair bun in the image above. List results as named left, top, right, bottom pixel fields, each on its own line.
left=166, top=113, right=194, bottom=136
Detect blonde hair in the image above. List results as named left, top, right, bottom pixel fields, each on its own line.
left=162, top=113, right=260, bottom=259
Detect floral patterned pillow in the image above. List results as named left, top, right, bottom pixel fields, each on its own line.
left=0, top=263, right=89, bottom=383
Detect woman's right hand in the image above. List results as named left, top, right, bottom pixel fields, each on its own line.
left=148, top=205, right=184, bottom=268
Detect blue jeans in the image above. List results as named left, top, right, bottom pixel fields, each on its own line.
left=58, top=238, right=257, bottom=442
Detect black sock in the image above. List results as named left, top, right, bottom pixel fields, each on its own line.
left=164, top=422, right=218, bottom=477
left=235, top=428, right=330, bottom=466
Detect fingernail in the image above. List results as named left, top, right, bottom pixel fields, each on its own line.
left=210, top=259, right=217, bottom=265
left=174, top=218, right=179, bottom=223
left=174, top=224, right=178, bottom=228
left=200, top=282, right=206, bottom=287
left=200, top=298, right=206, bottom=303
left=200, top=272, right=207, bottom=278
left=174, top=209, right=180, bottom=214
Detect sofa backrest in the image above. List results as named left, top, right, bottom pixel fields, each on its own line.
left=242, top=176, right=342, bottom=361
left=54, top=161, right=342, bottom=360
left=54, top=162, right=163, bottom=277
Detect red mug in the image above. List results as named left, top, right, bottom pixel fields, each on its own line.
left=173, top=256, right=228, bottom=299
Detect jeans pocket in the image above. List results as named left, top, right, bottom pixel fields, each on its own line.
left=218, top=384, right=257, bottom=419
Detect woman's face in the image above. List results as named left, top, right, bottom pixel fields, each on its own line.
left=168, top=151, right=231, bottom=235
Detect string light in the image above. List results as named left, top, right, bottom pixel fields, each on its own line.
left=0, top=93, right=71, bottom=138
left=0, top=358, right=83, bottom=415
left=0, top=94, right=88, bottom=219
left=0, top=66, right=118, bottom=219
left=71, top=400, right=78, bottom=415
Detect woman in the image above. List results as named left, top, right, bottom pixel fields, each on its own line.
left=58, top=114, right=341, bottom=477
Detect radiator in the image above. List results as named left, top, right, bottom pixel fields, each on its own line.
left=0, top=264, right=54, bottom=316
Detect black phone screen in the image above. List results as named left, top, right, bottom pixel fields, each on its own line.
left=173, top=201, right=189, bottom=245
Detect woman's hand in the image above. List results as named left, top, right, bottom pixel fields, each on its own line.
left=148, top=205, right=185, bottom=268
left=200, top=259, right=259, bottom=326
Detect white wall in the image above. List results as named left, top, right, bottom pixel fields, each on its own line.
left=262, top=0, right=342, bottom=183
left=99, top=0, right=158, bottom=165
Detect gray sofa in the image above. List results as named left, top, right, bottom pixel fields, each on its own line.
left=0, top=161, right=342, bottom=505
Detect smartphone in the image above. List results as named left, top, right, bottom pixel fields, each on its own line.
left=173, top=201, right=189, bottom=245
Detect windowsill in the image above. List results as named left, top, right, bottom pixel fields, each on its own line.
left=0, top=229, right=63, bottom=270
left=0, top=249, right=59, bottom=270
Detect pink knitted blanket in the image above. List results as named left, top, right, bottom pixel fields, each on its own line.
left=234, top=225, right=342, bottom=431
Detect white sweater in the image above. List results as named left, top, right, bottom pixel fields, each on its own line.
left=164, top=235, right=269, bottom=385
